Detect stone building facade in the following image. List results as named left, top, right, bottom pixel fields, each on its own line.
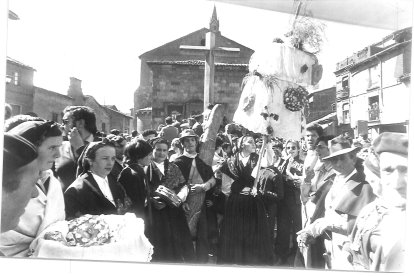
left=5, top=58, right=133, bottom=134
left=334, top=27, right=411, bottom=140
left=134, top=8, right=254, bottom=131
left=5, top=57, right=36, bottom=116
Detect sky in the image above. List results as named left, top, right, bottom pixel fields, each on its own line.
left=5, top=0, right=409, bottom=114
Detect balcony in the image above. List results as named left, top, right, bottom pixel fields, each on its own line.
left=368, top=104, right=380, bottom=121
left=336, top=89, right=349, bottom=101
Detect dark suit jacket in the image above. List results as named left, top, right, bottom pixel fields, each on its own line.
left=118, top=164, right=148, bottom=220
left=334, top=170, right=376, bottom=234
left=64, top=172, right=128, bottom=220
left=55, top=135, right=101, bottom=191
left=110, top=161, right=124, bottom=181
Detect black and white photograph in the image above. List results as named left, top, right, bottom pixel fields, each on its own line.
left=0, top=0, right=413, bottom=275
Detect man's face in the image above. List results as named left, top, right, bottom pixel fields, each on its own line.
left=115, top=140, right=127, bottom=160
left=328, top=153, right=355, bottom=176
left=62, top=112, right=75, bottom=134
left=182, top=137, right=197, bottom=154
left=379, top=152, right=408, bottom=208
left=305, top=130, right=319, bottom=150
left=37, top=136, right=63, bottom=171
left=1, top=160, right=40, bottom=232
left=315, top=141, right=330, bottom=160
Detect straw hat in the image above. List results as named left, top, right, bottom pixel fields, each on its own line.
left=179, top=129, right=199, bottom=143
left=323, top=136, right=360, bottom=161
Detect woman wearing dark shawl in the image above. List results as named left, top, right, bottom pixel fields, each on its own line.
left=64, top=139, right=131, bottom=220
left=217, top=135, right=273, bottom=265
left=173, top=129, right=215, bottom=263
left=145, top=138, right=195, bottom=263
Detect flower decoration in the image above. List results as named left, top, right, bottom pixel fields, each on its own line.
left=283, top=86, right=309, bottom=112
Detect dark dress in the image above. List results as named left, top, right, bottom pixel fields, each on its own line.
left=118, top=163, right=148, bottom=221
left=145, top=160, right=195, bottom=263
left=218, top=153, right=273, bottom=265
left=64, top=172, right=131, bottom=220
left=256, top=165, right=284, bottom=251
left=275, top=156, right=304, bottom=264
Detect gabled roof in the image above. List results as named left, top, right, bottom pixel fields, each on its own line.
left=34, top=87, right=73, bottom=100
left=139, top=28, right=253, bottom=65
left=104, top=105, right=119, bottom=111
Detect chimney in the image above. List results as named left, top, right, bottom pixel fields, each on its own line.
left=68, top=77, right=84, bottom=104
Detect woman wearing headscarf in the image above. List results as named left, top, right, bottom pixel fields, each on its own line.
left=1, top=120, right=65, bottom=257
left=275, top=139, right=304, bottom=265
left=217, top=134, right=273, bottom=265
left=1, top=133, right=40, bottom=237
left=64, top=139, right=131, bottom=220
left=118, top=139, right=153, bottom=222
left=145, top=138, right=195, bottom=262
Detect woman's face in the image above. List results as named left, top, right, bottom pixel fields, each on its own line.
left=1, top=160, right=40, bottom=232
left=37, top=136, right=63, bottom=171
left=90, top=146, right=116, bottom=178
left=182, top=137, right=198, bottom=154
left=241, top=137, right=256, bottom=154
left=153, top=143, right=168, bottom=163
left=285, top=142, right=299, bottom=157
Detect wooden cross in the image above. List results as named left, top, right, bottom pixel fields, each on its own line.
left=179, top=7, right=240, bottom=110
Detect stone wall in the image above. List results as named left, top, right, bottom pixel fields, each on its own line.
left=33, top=88, right=73, bottom=122
left=150, top=63, right=248, bottom=125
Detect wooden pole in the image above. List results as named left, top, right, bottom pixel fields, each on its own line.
left=251, top=134, right=268, bottom=195
left=199, top=104, right=224, bottom=166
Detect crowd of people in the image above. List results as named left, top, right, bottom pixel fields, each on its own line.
left=1, top=104, right=408, bottom=272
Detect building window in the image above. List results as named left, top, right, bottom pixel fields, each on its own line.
left=14, top=72, right=19, bottom=85
left=102, top=123, right=106, bottom=133
left=331, top=103, right=336, bottom=112
left=10, top=104, right=22, bottom=116
left=200, top=38, right=206, bottom=46
left=368, top=96, right=380, bottom=121
left=343, top=103, right=350, bottom=123
left=52, top=112, right=59, bottom=122
left=342, top=75, right=349, bottom=90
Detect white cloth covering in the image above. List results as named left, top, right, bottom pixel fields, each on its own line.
left=0, top=170, right=65, bottom=256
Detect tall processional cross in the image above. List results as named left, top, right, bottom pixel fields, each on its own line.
left=179, top=6, right=240, bottom=110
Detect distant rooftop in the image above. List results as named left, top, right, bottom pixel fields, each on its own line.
left=7, top=56, right=36, bottom=71
left=335, top=27, right=412, bottom=73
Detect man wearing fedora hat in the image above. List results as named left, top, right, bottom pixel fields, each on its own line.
left=297, top=136, right=375, bottom=270
left=347, top=132, right=408, bottom=272
left=173, top=129, right=216, bottom=262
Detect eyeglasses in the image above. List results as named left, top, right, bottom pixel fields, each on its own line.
left=286, top=146, right=296, bottom=150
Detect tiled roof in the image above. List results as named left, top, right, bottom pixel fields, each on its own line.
left=34, top=87, right=73, bottom=100
left=146, top=60, right=248, bottom=67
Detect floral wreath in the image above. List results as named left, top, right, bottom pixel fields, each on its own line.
left=283, top=86, right=309, bottom=112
